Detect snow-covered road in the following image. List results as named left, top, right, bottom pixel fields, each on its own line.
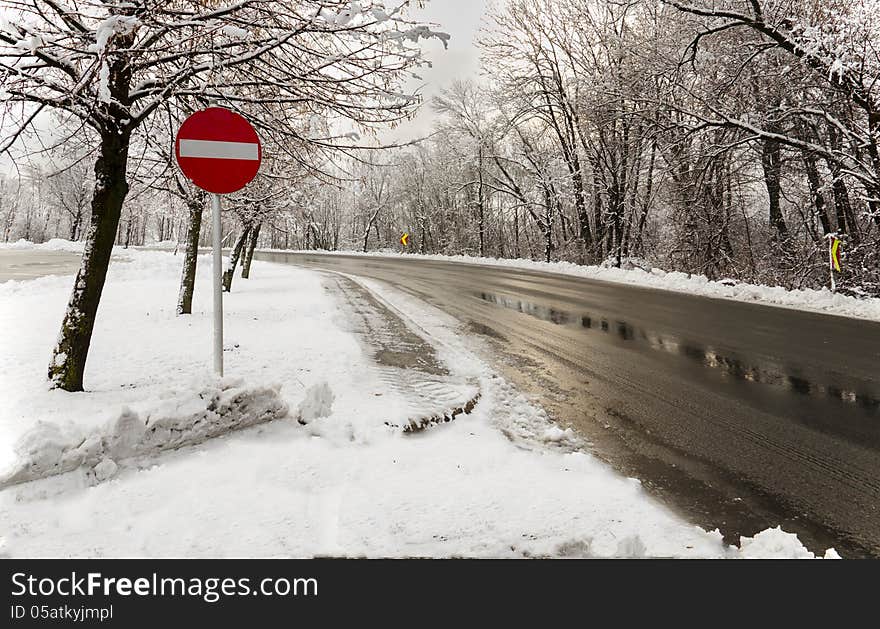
left=0, top=247, right=837, bottom=558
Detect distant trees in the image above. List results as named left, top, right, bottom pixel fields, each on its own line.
left=660, top=0, right=880, bottom=291
left=1, top=152, right=92, bottom=244
left=293, top=0, right=880, bottom=297
left=433, top=81, right=496, bottom=257
left=44, top=159, right=93, bottom=242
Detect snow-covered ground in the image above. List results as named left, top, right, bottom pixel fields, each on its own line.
left=0, top=244, right=839, bottom=558
left=0, top=237, right=87, bottom=252
left=269, top=248, right=880, bottom=322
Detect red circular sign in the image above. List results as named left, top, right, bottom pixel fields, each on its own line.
left=175, top=107, right=262, bottom=194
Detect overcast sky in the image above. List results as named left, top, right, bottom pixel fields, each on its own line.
left=384, top=0, right=489, bottom=142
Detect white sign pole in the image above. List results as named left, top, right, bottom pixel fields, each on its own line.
left=212, top=193, right=224, bottom=376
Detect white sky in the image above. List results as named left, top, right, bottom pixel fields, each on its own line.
left=383, top=0, right=488, bottom=143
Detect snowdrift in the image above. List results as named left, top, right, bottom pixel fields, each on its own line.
left=1, top=378, right=288, bottom=487
left=0, top=238, right=85, bottom=253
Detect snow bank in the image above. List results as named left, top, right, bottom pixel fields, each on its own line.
left=1, top=238, right=36, bottom=250
left=0, top=238, right=85, bottom=253
left=140, top=240, right=178, bottom=250
left=271, top=249, right=880, bottom=322
left=1, top=378, right=288, bottom=486
left=738, top=527, right=841, bottom=559
left=294, top=381, right=335, bottom=425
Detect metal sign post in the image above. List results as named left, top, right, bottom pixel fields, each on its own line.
left=212, top=193, right=224, bottom=376
left=828, top=235, right=842, bottom=293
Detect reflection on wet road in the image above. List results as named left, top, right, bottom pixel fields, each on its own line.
left=256, top=252, right=880, bottom=557
left=477, top=291, right=880, bottom=416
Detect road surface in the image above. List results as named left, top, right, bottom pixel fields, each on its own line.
left=0, top=250, right=81, bottom=281
left=256, top=251, right=880, bottom=557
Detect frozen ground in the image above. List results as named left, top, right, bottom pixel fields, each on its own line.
left=267, top=248, right=880, bottom=322
left=0, top=244, right=840, bottom=558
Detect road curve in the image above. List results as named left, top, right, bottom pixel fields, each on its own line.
left=256, top=251, right=880, bottom=557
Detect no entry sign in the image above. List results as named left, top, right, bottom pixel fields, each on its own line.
left=174, top=107, right=262, bottom=378
left=175, top=107, right=261, bottom=194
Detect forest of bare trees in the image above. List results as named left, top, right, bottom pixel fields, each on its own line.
left=4, top=0, right=880, bottom=391
left=266, top=0, right=880, bottom=298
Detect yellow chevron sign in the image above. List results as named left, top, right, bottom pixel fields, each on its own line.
left=400, top=232, right=409, bottom=247
left=830, top=237, right=842, bottom=273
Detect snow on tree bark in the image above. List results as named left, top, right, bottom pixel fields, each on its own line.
left=222, top=225, right=250, bottom=293
left=177, top=195, right=205, bottom=315
left=241, top=222, right=261, bottom=280
left=48, top=128, right=132, bottom=391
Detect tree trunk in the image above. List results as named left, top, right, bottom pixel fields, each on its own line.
left=48, top=129, right=131, bottom=391
left=241, top=222, right=262, bottom=279
left=829, top=165, right=851, bottom=235
left=477, top=144, right=485, bottom=257
left=634, top=140, right=657, bottom=254
left=542, top=185, right=554, bottom=263
left=177, top=196, right=204, bottom=315
left=124, top=212, right=132, bottom=249
left=222, top=225, right=250, bottom=292
left=69, top=208, right=82, bottom=241
left=802, top=150, right=832, bottom=236
left=572, top=162, right=591, bottom=248
left=761, top=137, right=789, bottom=244
left=363, top=209, right=380, bottom=252
left=513, top=205, right=520, bottom=258
left=590, top=155, right=605, bottom=260
left=824, top=127, right=861, bottom=243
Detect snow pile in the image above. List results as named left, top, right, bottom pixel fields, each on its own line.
left=0, top=238, right=85, bottom=253
left=2, top=238, right=37, bottom=250
left=1, top=378, right=288, bottom=486
left=295, top=381, right=335, bottom=425
left=273, top=249, right=880, bottom=322
left=738, top=527, right=841, bottom=559
left=140, top=240, right=178, bottom=250
left=599, top=255, right=653, bottom=272
left=93, top=459, right=118, bottom=482
left=399, top=382, right=481, bottom=433
left=540, top=424, right=577, bottom=443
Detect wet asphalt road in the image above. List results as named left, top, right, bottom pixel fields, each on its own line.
left=256, top=251, right=880, bottom=557
left=0, top=251, right=82, bottom=281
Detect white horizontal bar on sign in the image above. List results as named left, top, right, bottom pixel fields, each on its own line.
left=178, top=139, right=259, bottom=161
